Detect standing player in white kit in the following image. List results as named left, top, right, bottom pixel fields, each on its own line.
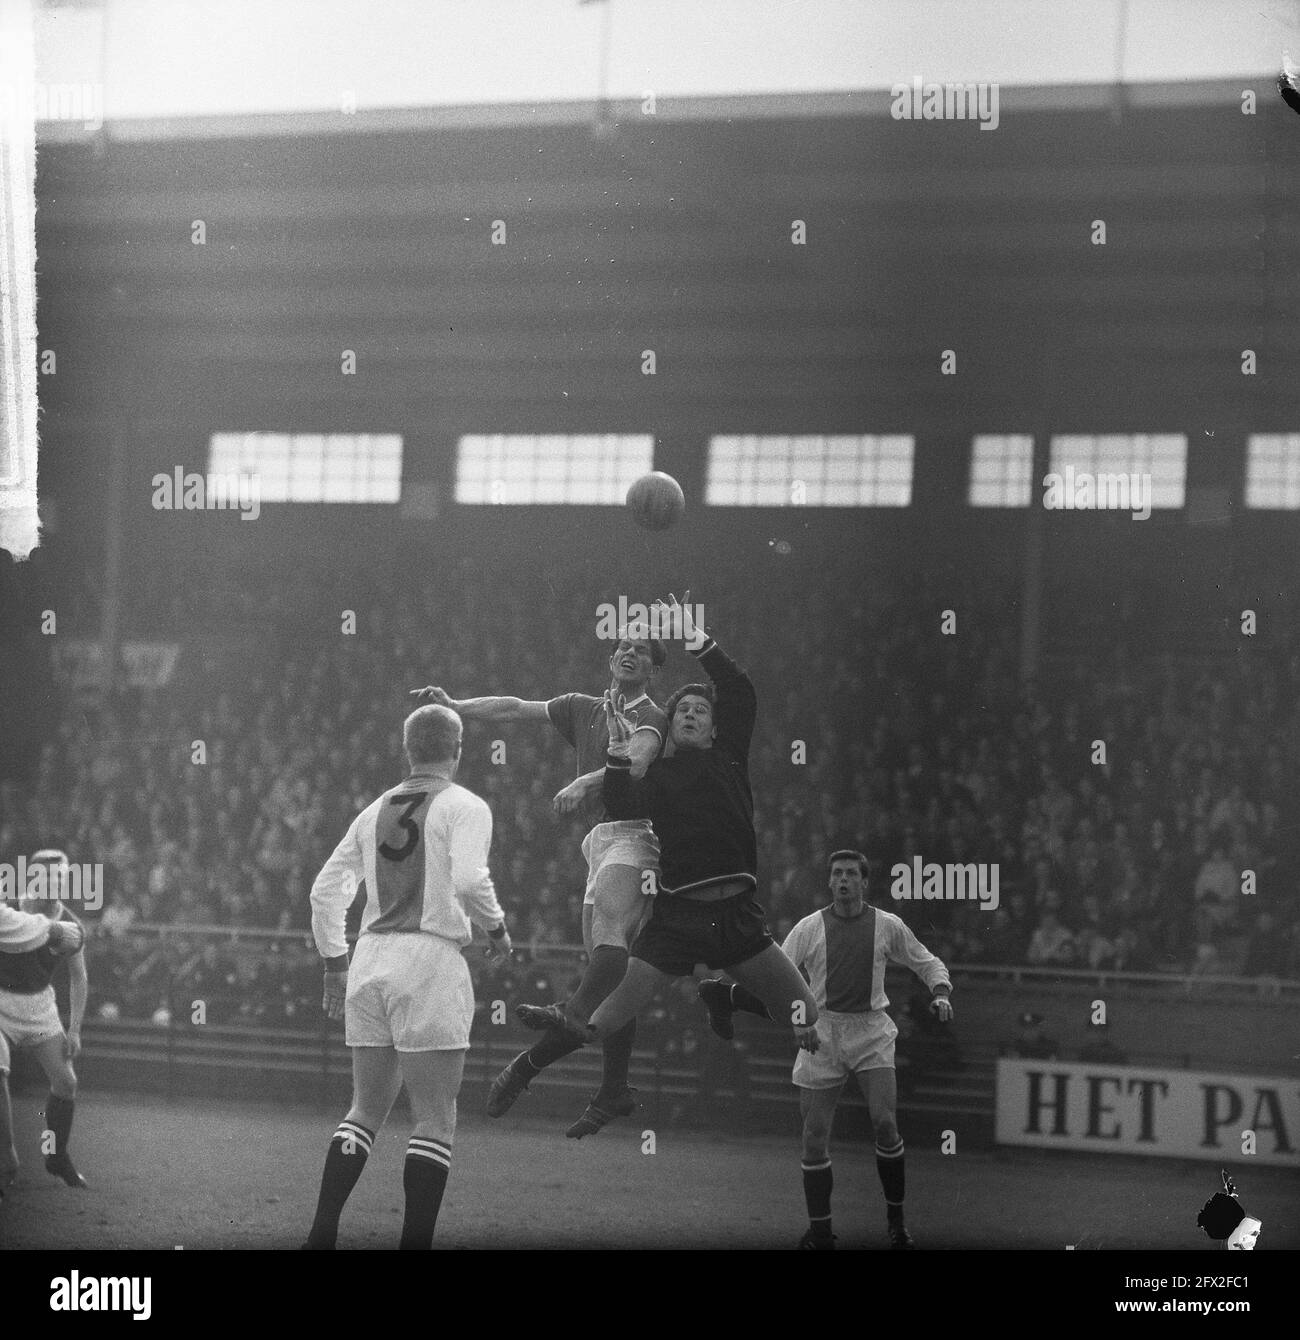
left=699, top=850, right=953, bottom=1250
left=304, top=704, right=512, bottom=1249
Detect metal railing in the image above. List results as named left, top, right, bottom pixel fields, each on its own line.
left=97, top=924, right=1300, bottom=998
left=949, top=962, right=1300, bottom=999
left=64, top=925, right=1298, bottom=1122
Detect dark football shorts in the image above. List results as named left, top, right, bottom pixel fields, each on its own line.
left=630, top=891, right=775, bottom=977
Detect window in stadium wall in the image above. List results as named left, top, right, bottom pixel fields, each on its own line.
left=1244, top=435, right=1300, bottom=509
left=207, top=433, right=403, bottom=503
left=704, top=435, right=914, bottom=506
left=969, top=435, right=1034, bottom=506
left=454, top=434, right=654, bottom=504
left=1047, top=434, right=1187, bottom=508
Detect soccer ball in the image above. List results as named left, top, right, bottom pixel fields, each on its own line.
left=626, top=471, right=685, bottom=531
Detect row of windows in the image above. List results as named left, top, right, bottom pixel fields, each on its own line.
left=455, top=435, right=653, bottom=504
left=974, top=435, right=1300, bottom=509
left=209, top=433, right=402, bottom=503
left=205, top=432, right=1300, bottom=509
left=971, top=435, right=1189, bottom=507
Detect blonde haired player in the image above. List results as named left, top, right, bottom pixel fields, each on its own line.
left=699, top=850, right=952, bottom=1249
left=304, top=704, right=511, bottom=1249
left=0, top=849, right=90, bottom=1197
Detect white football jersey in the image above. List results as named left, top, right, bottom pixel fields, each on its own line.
left=0, top=903, right=57, bottom=954
left=311, top=774, right=504, bottom=961
left=782, top=904, right=950, bottom=1013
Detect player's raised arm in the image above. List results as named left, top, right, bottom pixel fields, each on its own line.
left=601, top=691, right=655, bottom=821
left=624, top=719, right=663, bottom=779
left=409, top=685, right=550, bottom=724
left=656, top=591, right=756, bottom=760
left=448, top=792, right=512, bottom=962
left=554, top=718, right=661, bottom=811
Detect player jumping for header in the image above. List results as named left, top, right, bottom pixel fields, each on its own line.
left=520, top=594, right=821, bottom=1087
left=698, top=849, right=953, bottom=1250
left=413, top=623, right=667, bottom=1138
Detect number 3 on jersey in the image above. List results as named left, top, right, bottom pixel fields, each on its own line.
left=378, top=791, right=429, bottom=862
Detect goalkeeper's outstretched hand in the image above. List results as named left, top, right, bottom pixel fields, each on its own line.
left=651, top=588, right=699, bottom=644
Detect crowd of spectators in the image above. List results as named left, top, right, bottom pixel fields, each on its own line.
left=2, top=544, right=1298, bottom=1011
left=82, top=932, right=322, bottom=1027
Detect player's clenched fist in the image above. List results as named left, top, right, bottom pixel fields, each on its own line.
left=794, top=1024, right=820, bottom=1053
left=484, top=925, right=513, bottom=965
left=322, top=969, right=348, bottom=1021
left=553, top=776, right=595, bottom=814
left=929, top=993, right=954, bottom=1023
left=45, top=919, right=85, bottom=956
left=411, top=685, right=456, bottom=709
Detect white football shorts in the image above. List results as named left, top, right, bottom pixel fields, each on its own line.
left=581, top=819, right=659, bottom=906
left=345, top=932, right=473, bottom=1052
left=793, top=1008, right=898, bottom=1088
left=0, top=986, right=64, bottom=1073
left=581, top=819, right=660, bottom=950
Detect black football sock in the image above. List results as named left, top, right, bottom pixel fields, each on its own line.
left=729, top=983, right=771, bottom=1019
left=568, top=945, right=628, bottom=1020
left=306, top=1120, right=374, bottom=1248
left=44, top=1094, right=75, bottom=1158
left=596, top=1018, right=636, bottom=1097
left=876, top=1136, right=905, bottom=1216
left=802, top=1159, right=833, bottom=1237
left=526, top=1026, right=585, bottom=1070
left=400, top=1136, right=451, bottom=1249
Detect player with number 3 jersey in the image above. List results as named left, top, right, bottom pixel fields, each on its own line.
left=304, top=704, right=510, bottom=1249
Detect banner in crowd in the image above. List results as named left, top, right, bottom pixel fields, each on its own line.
left=52, top=639, right=181, bottom=688
left=996, top=1059, right=1299, bottom=1169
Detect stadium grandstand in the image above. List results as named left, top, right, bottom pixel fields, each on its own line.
left=0, top=0, right=1297, bottom=1267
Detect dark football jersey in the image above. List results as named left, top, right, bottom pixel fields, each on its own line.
left=0, top=910, right=83, bottom=994
left=547, top=691, right=667, bottom=830
left=602, top=639, right=757, bottom=893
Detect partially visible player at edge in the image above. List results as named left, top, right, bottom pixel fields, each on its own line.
left=0, top=849, right=91, bottom=1197
left=525, top=594, right=821, bottom=1067
left=304, top=705, right=512, bottom=1249
left=698, top=849, right=953, bottom=1249
left=413, top=624, right=667, bottom=1138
